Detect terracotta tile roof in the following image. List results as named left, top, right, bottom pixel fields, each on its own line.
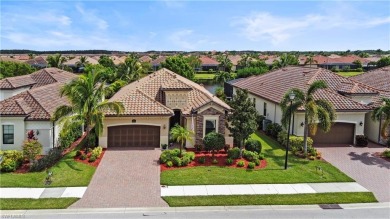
left=161, top=78, right=193, bottom=90
left=139, top=55, right=152, bottom=63
left=0, top=57, right=23, bottom=63
left=350, top=67, right=390, bottom=92
left=25, top=56, right=48, bottom=66
left=199, top=56, right=219, bottom=66
left=64, top=56, right=99, bottom=66
left=0, top=67, right=77, bottom=90
left=228, top=55, right=242, bottom=66
left=0, top=82, right=70, bottom=120
left=151, top=56, right=166, bottom=66
left=110, top=68, right=230, bottom=116
left=232, top=66, right=375, bottom=111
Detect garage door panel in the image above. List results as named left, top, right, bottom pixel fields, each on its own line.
left=108, top=125, right=160, bottom=148
left=310, top=123, right=354, bottom=144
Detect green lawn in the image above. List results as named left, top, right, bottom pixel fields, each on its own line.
left=161, top=132, right=353, bottom=185
left=194, top=74, right=215, bottom=80
left=0, top=198, right=79, bottom=210
left=163, top=192, right=377, bottom=207
left=336, top=71, right=364, bottom=77
left=0, top=150, right=96, bottom=187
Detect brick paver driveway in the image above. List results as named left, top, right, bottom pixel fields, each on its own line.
left=316, top=143, right=390, bottom=202
left=71, top=148, right=168, bottom=208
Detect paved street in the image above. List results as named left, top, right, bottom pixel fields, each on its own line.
left=317, top=143, right=390, bottom=202
left=71, top=148, right=168, bottom=208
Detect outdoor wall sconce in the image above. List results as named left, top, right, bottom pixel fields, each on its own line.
left=359, top=121, right=363, bottom=126
left=36, top=130, right=40, bottom=135
left=300, top=122, right=304, bottom=127
left=163, top=124, right=166, bottom=129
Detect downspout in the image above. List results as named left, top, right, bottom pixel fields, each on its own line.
left=274, top=104, right=277, bottom=123
left=52, top=121, right=55, bottom=148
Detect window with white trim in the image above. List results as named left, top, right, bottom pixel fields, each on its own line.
left=2, top=125, right=14, bottom=144
left=205, top=120, right=216, bottom=135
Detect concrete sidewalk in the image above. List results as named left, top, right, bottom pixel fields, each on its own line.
left=161, top=182, right=369, bottom=196
left=0, top=187, right=87, bottom=199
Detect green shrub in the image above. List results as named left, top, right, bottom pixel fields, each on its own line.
left=182, top=157, right=191, bottom=166
left=166, top=161, right=173, bottom=167
left=160, top=149, right=182, bottom=164
left=0, top=150, right=23, bottom=172
left=265, top=123, right=283, bottom=138
left=277, top=130, right=288, bottom=146
left=237, top=160, right=245, bottom=167
left=80, top=154, right=87, bottom=160
left=184, top=152, right=195, bottom=161
left=226, top=158, right=233, bottom=165
left=58, top=123, right=82, bottom=149
left=1, top=159, right=17, bottom=172
left=30, top=148, right=62, bottom=172
left=89, top=155, right=97, bottom=162
left=172, top=157, right=182, bottom=167
left=254, top=158, right=260, bottom=166
left=356, top=67, right=363, bottom=72
left=198, top=156, right=206, bottom=164
left=308, top=147, right=317, bottom=157
left=228, top=147, right=240, bottom=159
left=75, top=150, right=82, bottom=157
left=256, top=115, right=265, bottom=130
left=91, top=146, right=103, bottom=159
left=22, top=140, right=42, bottom=163
left=382, top=149, right=390, bottom=158
left=258, top=153, right=265, bottom=160
left=247, top=162, right=255, bottom=169
left=203, top=132, right=226, bottom=157
left=243, top=150, right=259, bottom=161
left=290, top=136, right=313, bottom=151
left=212, top=158, right=218, bottom=164
left=356, top=135, right=368, bottom=147
left=245, top=139, right=262, bottom=153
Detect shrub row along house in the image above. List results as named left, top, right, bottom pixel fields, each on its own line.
left=0, top=68, right=232, bottom=153
left=226, top=66, right=390, bottom=145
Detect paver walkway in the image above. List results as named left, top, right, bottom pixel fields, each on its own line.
left=0, top=187, right=87, bottom=199
left=161, top=182, right=369, bottom=196
left=71, top=148, right=168, bottom=208
left=317, top=143, right=390, bottom=202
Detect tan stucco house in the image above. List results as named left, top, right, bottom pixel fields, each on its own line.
left=99, top=68, right=232, bottom=149
left=228, top=66, right=379, bottom=145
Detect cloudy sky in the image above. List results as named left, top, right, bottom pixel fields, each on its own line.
left=1, top=0, right=389, bottom=51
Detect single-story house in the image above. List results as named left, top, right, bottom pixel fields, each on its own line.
left=199, top=56, right=220, bottom=71
left=24, top=56, right=48, bottom=69
left=350, top=67, right=390, bottom=144
left=227, top=66, right=379, bottom=145
left=100, top=68, right=233, bottom=149
left=151, top=56, right=167, bottom=71
left=0, top=68, right=77, bottom=101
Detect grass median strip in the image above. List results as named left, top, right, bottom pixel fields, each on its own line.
left=0, top=198, right=79, bottom=210
left=163, top=192, right=377, bottom=207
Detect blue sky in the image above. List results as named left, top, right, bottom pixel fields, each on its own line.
left=1, top=0, right=389, bottom=51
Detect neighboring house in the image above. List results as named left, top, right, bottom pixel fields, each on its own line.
left=99, top=68, right=232, bottom=149
left=63, top=56, right=99, bottom=68
left=151, top=56, right=167, bottom=71
left=25, top=56, right=48, bottom=68
left=228, top=66, right=378, bottom=145
left=0, top=83, right=71, bottom=154
left=228, top=55, right=242, bottom=71
left=317, top=55, right=369, bottom=70
left=199, top=56, right=219, bottom=71
left=0, top=68, right=77, bottom=101
left=350, top=67, right=390, bottom=144
left=139, top=55, right=152, bottom=63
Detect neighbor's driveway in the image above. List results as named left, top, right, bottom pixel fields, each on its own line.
left=317, top=143, right=390, bottom=202
left=71, top=148, right=167, bottom=208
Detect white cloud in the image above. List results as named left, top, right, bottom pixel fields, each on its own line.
left=76, top=4, right=108, bottom=30
left=232, top=11, right=390, bottom=45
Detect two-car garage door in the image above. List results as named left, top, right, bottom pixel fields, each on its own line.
left=108, top=125, right=160, bottom=148
left=309, top=123, right=355, bottom=144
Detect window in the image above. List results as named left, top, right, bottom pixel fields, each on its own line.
left=253, top=98, right=256, bottom=107
left=205, top=120, right=216, bottom=135
left=3, top=125, right=14, bottom=144
left=263, top=102, right=267, bottom=117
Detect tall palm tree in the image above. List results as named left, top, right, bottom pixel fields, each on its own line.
left=371, top=97, right=390, bottom=140
left=47, top=54, right=66, bottom=69
left=217, top=54, right=233, bottom=72
left=52, top=70, right=124, bottom=149
left=170, top=124, right=194, bottom=158
left=238, top=54, right=251, bottom=68
left=273, top=53, right=299, bottom=69
left=280, top=80, right=336, bottom=154
left=214, top=71, right=233, bottom=85
left=76, top=56, right=89, bottom=68
left=304, top=55, right=318, bottom=67
left=118, top=54, right=145, bottom=82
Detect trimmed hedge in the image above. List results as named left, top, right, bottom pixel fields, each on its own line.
left=0, top=150, right=23, bottom=172
left=245, top=138, right=262, bottom=153
left=356, top=135, right=368, bottom=147
left=227, top=147, right=240, bottom=159
left=159, top=149, right=195, bottom=167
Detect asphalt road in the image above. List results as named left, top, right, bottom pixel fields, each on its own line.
left=2, top=204, right=389, bottom=219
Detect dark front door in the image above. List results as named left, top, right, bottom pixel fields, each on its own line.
left=108, top=125, right=160, bottom=148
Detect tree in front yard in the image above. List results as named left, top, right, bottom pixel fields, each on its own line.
left=52, top=69, right=124, bottom=150
left=371, top=97, right=390, bottom=141
left=170, top=124, right=194, bottom=158
left=161, top=55, right=195, bottom=79
left=22, top=130, right=42, bottom=165
left=227, top=89, right=259, bottom=157
left=203, top=132, right=225, bottom=158
left=280, top=80, right=336, bottom=155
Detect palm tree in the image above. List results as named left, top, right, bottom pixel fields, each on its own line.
left=52, top=70, right=124, bottom=149
left=280, top=80, right=336, bottom=154
left=214, top=71, right=233, bottom=85
left=118, top=54, right=145, bottom=82
left=170, top=124, right=194, bottom=158
left=76, top=56, right=89, bottom=68
left=238, top=54, right=251, bottom=68
left=47, top=54, right=66, bottom=69
left=273, top=53, right=299, bottom=69
left=371, top=98, right=390, bottom=141
left=304, top=55, right=318, bottom=67
left=217, top=54, right=233, bottom=72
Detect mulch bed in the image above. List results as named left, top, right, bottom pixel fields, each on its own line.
left=372, top=152, right=390, bottom=162
left=14, top=155, right=45, bottom=174
left=74, top=149, right=106, bottom=167
left=160, top=150, right=267, bottom=172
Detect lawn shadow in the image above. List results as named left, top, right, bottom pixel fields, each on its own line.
left=64, top=160, right=83, bottom=171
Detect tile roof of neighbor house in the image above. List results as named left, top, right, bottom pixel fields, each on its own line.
left=139, top=55, right=152, bottom=63
left=0, top=68, right=77, bottom=90
left=0, top=82, right=70, bottom=120
left=109, top=68, right=230, bottom=116
left=231, top=66, right=377, bottom=111
left=199, top=56, right=219, bottom=66
left=64, top=56, right=99, bottom=66
left=24, top=56, right=48, bottom=66
left=0, top=57, right=23, bottom=63
left=228, top=55, right=242, bottom=66
left=151, top=56, right=166, bottom=66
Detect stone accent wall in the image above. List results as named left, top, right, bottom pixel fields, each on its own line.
left=195, top=107, right=226, bottom=145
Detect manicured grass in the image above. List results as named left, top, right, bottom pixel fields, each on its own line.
left=161, top=132, right=353, bottom=185
left=194, top=73, right=215, bottom=80
left=0, top=150, right=96, bottom=187
left=336, top=71, right=364, bottom=77
left=0, top=198, right=79, bottom=210
left=163, top=192, right=377, bottom=207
